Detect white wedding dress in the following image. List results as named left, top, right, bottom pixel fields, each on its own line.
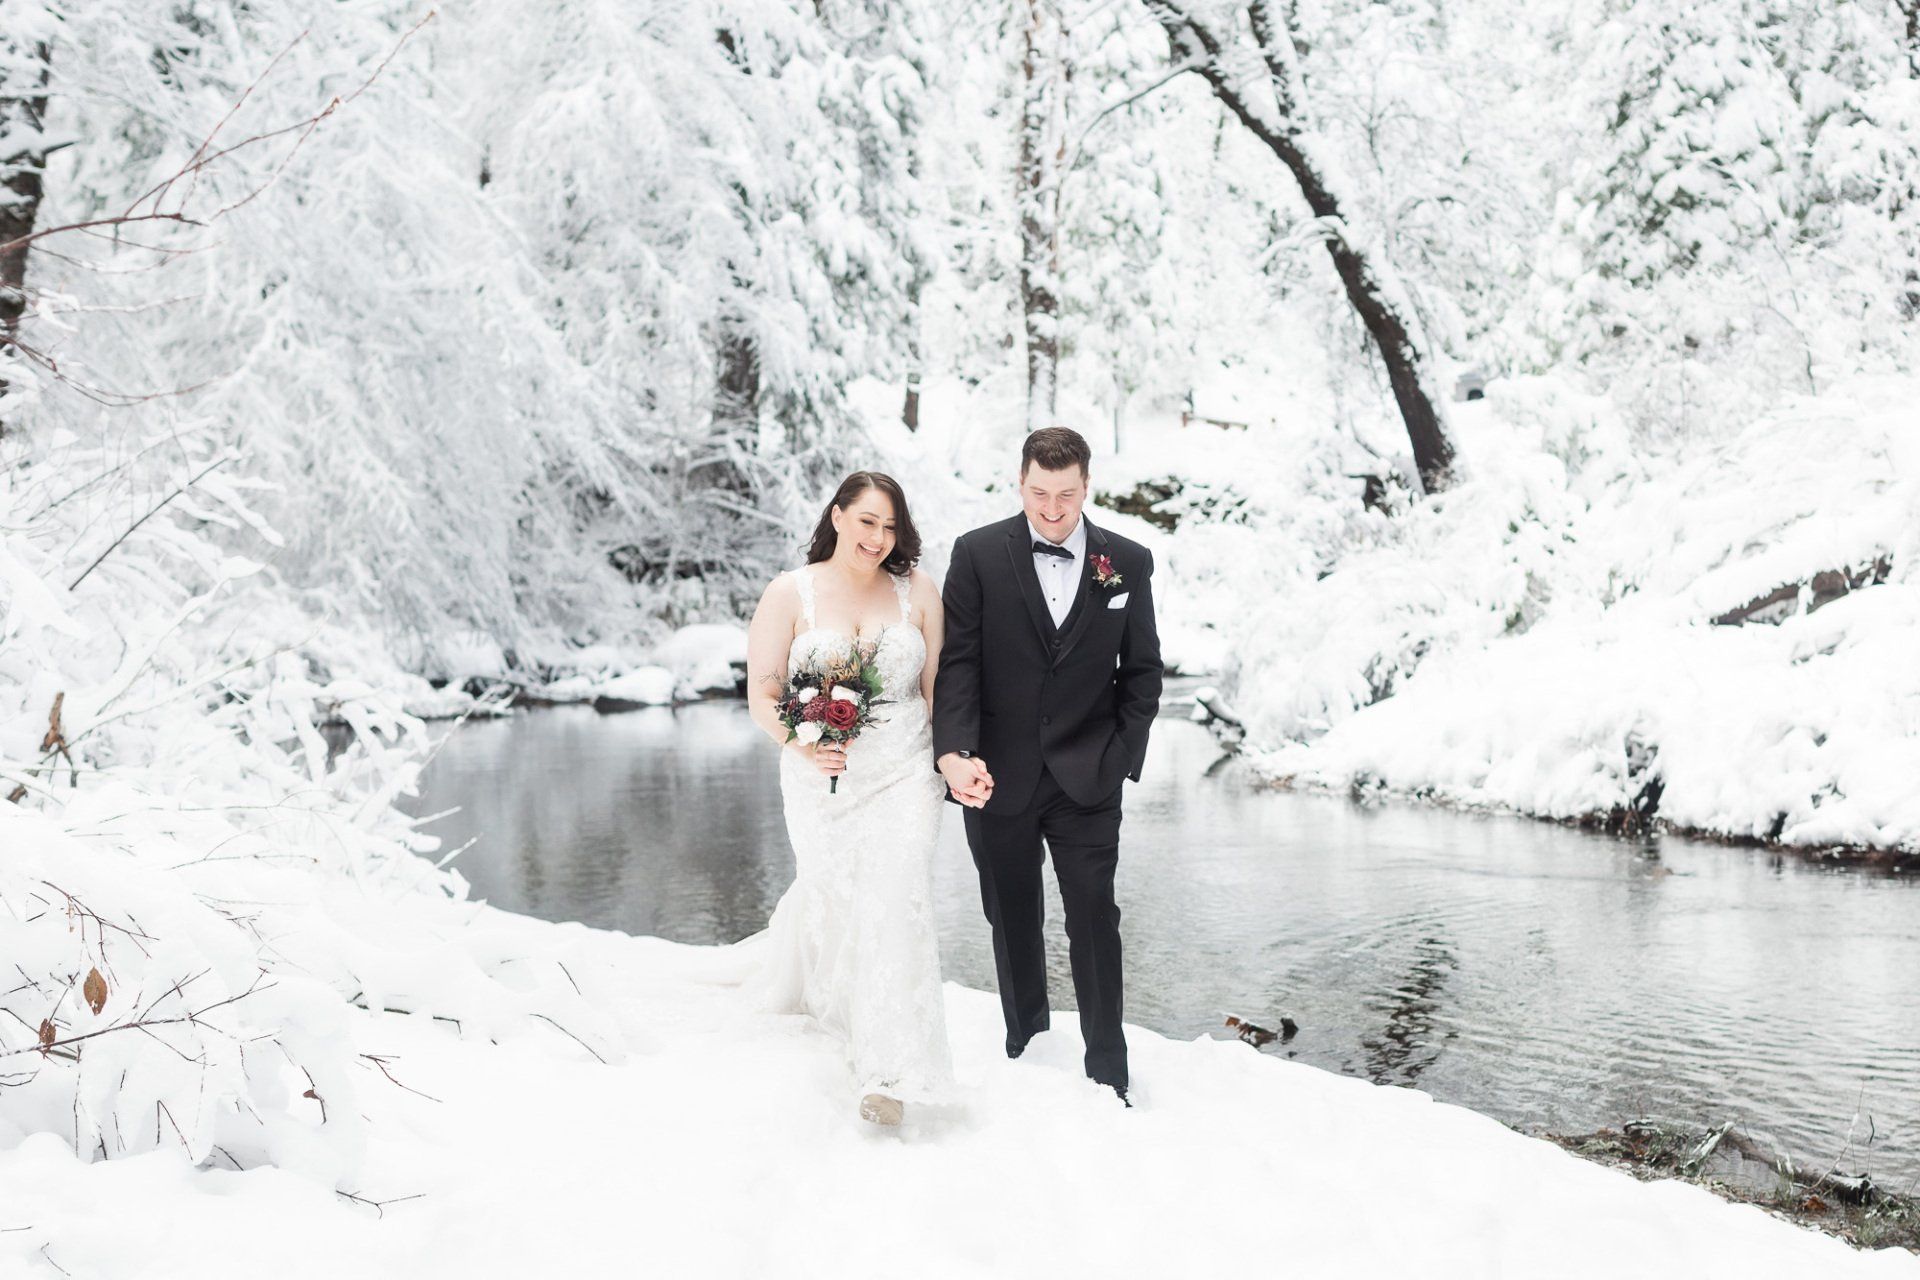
left=723, top=566, right=956, bottom=1104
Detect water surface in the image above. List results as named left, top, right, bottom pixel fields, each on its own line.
left=401, top=694, right=1920, bottom=1188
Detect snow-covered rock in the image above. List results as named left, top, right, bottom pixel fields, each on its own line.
left=538, top=673, right=603, bottom=703
left=591, top=666, right=677, bottom=710
left=653, top=622, right=748, bottom=698
left=430, top=632, right=511, bottom=683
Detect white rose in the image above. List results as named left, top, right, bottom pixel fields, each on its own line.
left=796, top=686, right=820, bottom=705
left=795, top=721, right=823, bottom=745
left=829, top=684, right=861, bottom=703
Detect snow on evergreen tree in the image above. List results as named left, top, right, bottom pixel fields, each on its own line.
left=1520, top=0, right=1920, bottom=436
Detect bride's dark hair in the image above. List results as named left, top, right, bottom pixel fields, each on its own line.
left=807, top=471, right=921, bottom=576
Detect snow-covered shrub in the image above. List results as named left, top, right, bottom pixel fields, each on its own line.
left=0, top=424, right=411, bottom=1180
left=0, top=421, right=638, bottom=1182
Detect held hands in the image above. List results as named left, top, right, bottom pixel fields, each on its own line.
left=937, top=752, right=994, bottom=808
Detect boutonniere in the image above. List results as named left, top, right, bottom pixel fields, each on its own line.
left=1091, top=553, right=1122, bottom=589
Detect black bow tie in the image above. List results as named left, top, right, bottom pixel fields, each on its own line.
left=1032, top=540, right=1074, bottom=560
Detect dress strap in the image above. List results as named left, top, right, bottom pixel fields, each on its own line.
left=892, top=571, right=912, bottom=623
left=795, top=566, right=818, bottom=630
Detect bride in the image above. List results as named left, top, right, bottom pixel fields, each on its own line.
left=736, top=470, right=957, bottom=1127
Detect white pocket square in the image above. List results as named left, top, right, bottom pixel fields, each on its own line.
left=1107, top=593, right=1130, bottom=609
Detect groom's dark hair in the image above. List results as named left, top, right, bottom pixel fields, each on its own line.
left=1021, top=426, right=1092, bottom=480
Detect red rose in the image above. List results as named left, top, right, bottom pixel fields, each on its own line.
left=823, top=698, right=859, bottom=731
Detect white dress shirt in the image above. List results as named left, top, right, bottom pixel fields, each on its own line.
left=1027, top=515, right=1087, bottom=629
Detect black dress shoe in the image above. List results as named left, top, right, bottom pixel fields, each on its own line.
left=1007, top=1022, right=1048, bottom=1059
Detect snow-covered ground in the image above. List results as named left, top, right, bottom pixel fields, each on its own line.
left=4, top=891, right=1916, bottom=1279
left=1209, top=372, right=1920, bottom=854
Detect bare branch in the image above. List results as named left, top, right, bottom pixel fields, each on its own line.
left=1058, top=58, right=1203, bottom=195
left=68, top=455, right=231, bottom=590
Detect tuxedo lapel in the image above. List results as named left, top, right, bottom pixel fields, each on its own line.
left=1004, top=520, right=1056, bottom=656
left=1050, top=515, right=1107, bottom=668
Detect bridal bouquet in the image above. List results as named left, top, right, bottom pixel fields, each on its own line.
left=779, top=637, right=889, bottom=794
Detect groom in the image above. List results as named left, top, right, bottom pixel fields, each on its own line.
left=933, top=426, right=1163, bottom=1103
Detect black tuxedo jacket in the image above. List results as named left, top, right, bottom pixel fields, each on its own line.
left=932, top=512, right=1163, bottom=813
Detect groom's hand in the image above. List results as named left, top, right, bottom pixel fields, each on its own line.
left=937, top=752, right=993, bottom=808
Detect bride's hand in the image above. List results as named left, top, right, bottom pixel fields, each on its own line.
left=796, top=739, right=848, bottom=778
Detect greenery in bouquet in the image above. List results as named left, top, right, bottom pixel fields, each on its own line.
left=778, top=637, right=890, bottom=793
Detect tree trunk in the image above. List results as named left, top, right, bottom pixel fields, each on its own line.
left=902, top=273, right=921, bottom=430
left=695, top=25, right=760, bottom=499
left=0, top=32, right=52, bottom=435
left=700, top=326, right=760, bottom=498
left=1019, top=0, right=1065, bottom=430
left=1147, top=0, right=1458, bottom=493
left=1903, top=1, right=1920, bottom=78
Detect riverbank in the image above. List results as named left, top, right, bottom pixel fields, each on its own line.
left=1219, top=757, right=1920, bottom=874
left=1547, top=1123, right=1920, bottom=1252
left=1096, top=371, right=1920, bottom=863
left=2, top=893, right=1915, bottom=1279
left=7, top=385, right=1911, bottom=1278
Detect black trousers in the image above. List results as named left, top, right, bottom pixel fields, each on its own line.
left=962, top=765, right=1128, bottom=1090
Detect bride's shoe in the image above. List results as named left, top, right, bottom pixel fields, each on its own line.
left=859, top=1093, right=904, bottom=1126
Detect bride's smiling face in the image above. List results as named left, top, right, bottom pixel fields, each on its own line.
left=830, top=487, right=898, bottom=570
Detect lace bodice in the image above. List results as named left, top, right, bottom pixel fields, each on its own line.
left=787, top=567, right=927, bottom=707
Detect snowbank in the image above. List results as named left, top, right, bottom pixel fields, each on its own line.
left=1223, top=373, right=1920, bottom=853
left=1, top=435, right=611, bottom=1197
left=418, top=625, right=749, bottom=711
left=652, top=622, right=750, bottom=695
left=3, top=382, right=1911, bottom=1278
left=534, top=624, right=748, bottom=707
left=2, top=901, right=1912, bottom=1279
left=591, top=665, right=678, bottom=708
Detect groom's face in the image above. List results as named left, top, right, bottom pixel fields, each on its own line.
left=1021, top=461, right=1087, bottom=544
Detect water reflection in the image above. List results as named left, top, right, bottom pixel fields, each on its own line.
left=1359, top=929, right=1459, bottom=1087
left=401, top=697, right=1920, bottom=1187
left=409, top=705, right=790, bottom=940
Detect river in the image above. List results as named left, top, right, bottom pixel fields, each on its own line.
left=399, top=689, right=1920, bottom=1188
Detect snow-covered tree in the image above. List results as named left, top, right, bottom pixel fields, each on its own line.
left=3, top=0, right=944, bottom=659
left=1143, top=0, right=1460, bottom=493
left=1520, top=0, right=1920, bottom=436
left=1017, top=0, right=1067, bottom=427
left=443, top=0, right=939, bottom=620
left=0, top=3, right=58, bottom=423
